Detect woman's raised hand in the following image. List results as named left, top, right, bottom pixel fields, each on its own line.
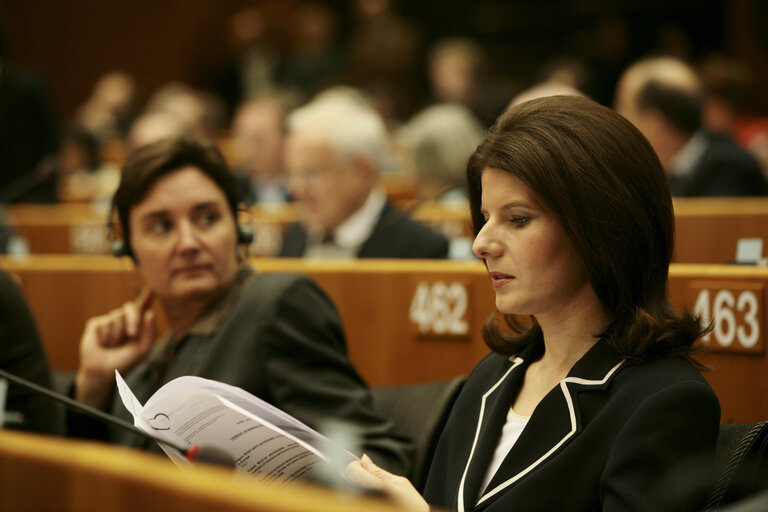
left=75, top=288, right=157, bottom=408
left=345, top=454, right=430, bottom=512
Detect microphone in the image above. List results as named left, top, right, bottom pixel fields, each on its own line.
left=0, top=367, right=235, bottom=468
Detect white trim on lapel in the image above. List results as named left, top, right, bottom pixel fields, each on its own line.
left=457, top=356, right=524, bottom=512
left=475, top=359, right=625, bottom=506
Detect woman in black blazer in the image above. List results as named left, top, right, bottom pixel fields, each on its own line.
left=346, top=95, right=720, bottom=511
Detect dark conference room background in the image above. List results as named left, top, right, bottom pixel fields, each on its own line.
left=2, top=0, right=767, bottom=124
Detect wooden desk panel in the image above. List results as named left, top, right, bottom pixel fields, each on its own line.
left=0, top=257, right=494, bottom=388
left=2, top=255, right=767, bottom=423
left=4, top=204, right=299, bottom=257
left=672, top=198, right=768, bottom=264
left=6, top=203, right=112, bottom=254
left=4, top=202, right=469, bottom=257
left=667, top=265, right=768, bottom=423
left=8, top=198, right=768, bottom=265
left=0, top=430, right=403, bottom=512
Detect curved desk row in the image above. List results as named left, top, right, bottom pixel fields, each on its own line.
left=7, top=197, right=768, bottom=263
left=1, top=255, right=765, bottom=423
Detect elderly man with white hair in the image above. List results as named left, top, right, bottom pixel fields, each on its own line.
left=279, top=89, right=449, bottom=259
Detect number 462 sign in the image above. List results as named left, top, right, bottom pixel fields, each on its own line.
left=409, top=280, right=472, bottom=340
left=690, top=281, right=764, bottom=354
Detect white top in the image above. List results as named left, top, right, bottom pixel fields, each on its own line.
left=478, top=407, right=530, bottom=499
left=670, top=130, right=707, bottom=179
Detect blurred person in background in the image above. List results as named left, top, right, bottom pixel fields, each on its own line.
left=280, top=1, right=341, bottom=98
left=426, top=37, right=506, bottom=127
left=230, top=94, right=295, bottom=205
left=202, top=5, right=281, bottom=122
left=280, top=88, right=449, bottom=259
left=55, top=128, right=120, bottom=203
left=0, top=268, right=63, bottom=435
left=0, top=13, right=59, bottom=203
left=397, top=102, right=485, bottom=202
left=126, top=83, right=223, bottom=151
left=615, top=56, right=767, bottom=197
left=533, top=58, right=594, bottom=98
left=508, top=82, right=586, bottom=109
left=126, top=110, right=190, bottom=151
left=345, top=0, right=422, bottom=123
left=144, top=82, right=226, bottom=139
left=74, top=70, right=137, bottom=142
left=699, top=54, right=768, bottom=176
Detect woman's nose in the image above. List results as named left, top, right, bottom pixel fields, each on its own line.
left=472, top=223, right=502, bottom=259
left=176, top=220, right=201, bottom=252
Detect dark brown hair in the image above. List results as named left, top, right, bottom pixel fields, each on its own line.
left=468, top=95, right=705, bottom=362
left=112, top=135, right=242, bottom=259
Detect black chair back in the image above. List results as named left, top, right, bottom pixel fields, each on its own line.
left=705, top=421, right=768, bottom=510
left=371, top=376, right=466, bottom=492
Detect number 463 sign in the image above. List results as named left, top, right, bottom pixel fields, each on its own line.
left=690, top=282, right=764, bottom=354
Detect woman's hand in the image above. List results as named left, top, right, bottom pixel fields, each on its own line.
left=345, top=454, right=430, bottom=512
left=75, top=288, right=156, bottom=408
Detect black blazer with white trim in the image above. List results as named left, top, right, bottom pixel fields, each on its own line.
left=423, top=339, right=720, bottom=512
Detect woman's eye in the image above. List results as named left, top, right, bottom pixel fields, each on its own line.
left=198, top=211, right=220, bottom=227
left=150, top=219, right=172, bottom=234
left=510, top=216, right=529, bottom=228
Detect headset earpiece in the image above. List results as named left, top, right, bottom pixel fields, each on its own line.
left=106, top=199, right=133, bottom=259
left=237, top=225, right=255, bottom=246
left=110, top=239, right=131, bottom=258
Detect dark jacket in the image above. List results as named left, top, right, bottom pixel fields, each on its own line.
left=68, top=269, right=412, bottom=475
left=279, top=202, right=450, bottom=259
left=670, top=132, right=768, bottom=197
left=423, top=339, right=720, bottom=512
left=0, top=269, right=63, bottom=434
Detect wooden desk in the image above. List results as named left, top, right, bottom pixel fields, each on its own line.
left=0, top=430, right=403, bottom=512
left=672, top=197, right=768, bottom=263
left=1, top=255, right=766, bottom=423
left=412, top=197, right=768, bottom=264
left=4, top=204, right=300, bottom=258
left=5, top=203, right=112, bottom=254
left=4, top=201, right=468, bottom=257
left=667, top=264, right=768, bottom=423
left=8, top=197, right=768, bottom=264
left=0, top=256, right=494, bottom=388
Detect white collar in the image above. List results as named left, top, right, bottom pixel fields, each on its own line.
left=670, top=131, right=708, bottom=178
left=329, top=189, right=386, bottom=249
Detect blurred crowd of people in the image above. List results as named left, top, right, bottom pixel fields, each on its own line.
left=2, top=0, right=768, bottom=240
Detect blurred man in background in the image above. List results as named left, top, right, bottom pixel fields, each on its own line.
left=280, top=88, right=449, bottom=259
left=615, top=56, right=767, bottom=197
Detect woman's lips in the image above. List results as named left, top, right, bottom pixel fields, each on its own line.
left=173, top=264, right=210, bottom=276
left=489, top=271, right=514, bottom=288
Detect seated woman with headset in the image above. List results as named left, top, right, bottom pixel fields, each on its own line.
left=67, top=135, right=411, bottom=475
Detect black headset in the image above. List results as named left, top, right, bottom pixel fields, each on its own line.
left=106, top=200, right=254, bottom=259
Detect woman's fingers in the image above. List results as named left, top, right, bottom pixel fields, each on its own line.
left=108, top=308, right=126, bottom=346
left=124, top=288, right=154, bottom=338
left=346, top=459, right=389, bottom=491
left=76, top=291, right=157, bottom=408
left=134, top=310, right=156, bottom=356
left=345, top=455, right=430, bottom=512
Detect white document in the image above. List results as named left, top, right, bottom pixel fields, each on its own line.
left=115, top=372, right=357, bottom=487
